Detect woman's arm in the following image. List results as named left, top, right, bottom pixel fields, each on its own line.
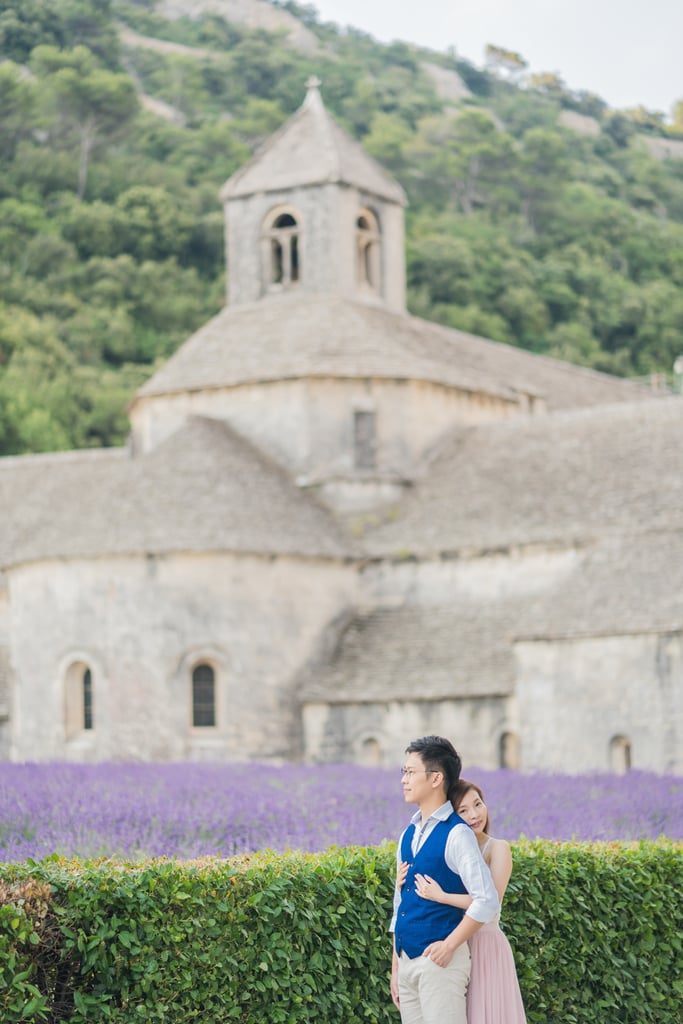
left=413, top=837, right=514, bottom=908
left=397, top=863, right=472, bottom=909
left=487, top=839, right=513, bottom=903
left=413, top=873, right=473, bottom=910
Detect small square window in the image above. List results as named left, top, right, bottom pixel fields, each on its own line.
left=354, top=410, right=376, bottom=470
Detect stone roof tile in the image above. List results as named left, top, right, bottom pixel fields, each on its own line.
left=133, top=293, right=651, bottom=411
left=303, top=528, right=683, bottom=704
left=300, top=604, right=516, bottom=703
left=220, top=82, right=406, bottom=204
left=0, top=417, right=350, bottom=568
left=363, top=397, right=683, bottom=557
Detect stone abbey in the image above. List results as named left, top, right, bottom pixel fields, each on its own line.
left=1, top=82, right=681, bottom=772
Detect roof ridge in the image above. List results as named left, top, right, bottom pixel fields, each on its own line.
left=0, top=446, right=128, bottom=469
left=302, top=78, right=338, bottom=178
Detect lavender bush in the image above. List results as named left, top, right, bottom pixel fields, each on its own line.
left=0, top=763, right=680, bottom=863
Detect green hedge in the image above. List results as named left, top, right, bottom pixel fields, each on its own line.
left=0, top=841, right=681, bottom=1024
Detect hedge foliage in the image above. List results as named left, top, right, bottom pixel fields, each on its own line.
left=0, top=840, right=681, bottom=1024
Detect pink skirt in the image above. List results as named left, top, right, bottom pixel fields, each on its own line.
left=466, top=920, right=527, bottom=1024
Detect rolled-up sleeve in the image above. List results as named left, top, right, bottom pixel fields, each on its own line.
left=445, top=823, right=499, bottom=924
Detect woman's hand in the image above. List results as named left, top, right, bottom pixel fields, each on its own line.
left=414, top=873, right=446, bottom=902
left=397, top=861, right=409, bottom=888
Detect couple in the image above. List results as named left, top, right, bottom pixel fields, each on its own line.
left=390, top=735, right=526, bottom=1024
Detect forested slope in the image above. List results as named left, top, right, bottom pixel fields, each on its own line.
left=1, top=0, right=682, bottom=455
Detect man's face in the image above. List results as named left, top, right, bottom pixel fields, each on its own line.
left=400, top=752, right=438, bottom=805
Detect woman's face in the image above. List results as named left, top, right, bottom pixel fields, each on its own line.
left=455, top=788, right=488, bottom=835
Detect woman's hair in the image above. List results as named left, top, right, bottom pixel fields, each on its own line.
left=451, top=778, right=490, bottom=832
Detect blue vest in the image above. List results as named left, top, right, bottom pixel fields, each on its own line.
left=394, top=813, right=469, bottom=959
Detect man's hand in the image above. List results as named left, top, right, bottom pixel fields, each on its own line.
left=422, top=939, right=456, bottom=968
left=390, top=962, right=400, bottom=1009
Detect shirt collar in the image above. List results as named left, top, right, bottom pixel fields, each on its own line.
left=410, top=801, right=453, bottom=826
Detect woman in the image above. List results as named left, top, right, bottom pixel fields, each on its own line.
left=397, top=779, right=526, bottom=1024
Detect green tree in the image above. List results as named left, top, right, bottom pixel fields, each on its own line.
left=114, top=186, right=192, bottom=262
left=0, top=63, right=36, bottom=161
left=517, top=127, right=571, bottom=234
left=362, top=111, right=413, bottom=175
left=485, top=44, right=528, bottom=82
left=623, top=105, right=666, bottom=133
left=496, top=283, right=549, bottom=348
left=0, top=308, right=74, bottom=452
left=544, top=320, right=602, bottom=367
left=406, top=110, right=515, bottom=214
left=528, top=71, right=569, bottom=104
left=0, top=0, right=65, bottom=62
left=341, top=78, right=380, bottom=137
left=602, top=110, right=637, bottom=148
left=31, top=44, right=138, bottom=199
left=671, top=98, right=683, bottom=133
left=0, top=0, right=119, bottom=65
left=0, top=198, right=47, bottom=271
left=632, top=279, right=683, bottom=373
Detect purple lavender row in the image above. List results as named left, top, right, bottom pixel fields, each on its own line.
left=0, top=763, right=680, bottom=862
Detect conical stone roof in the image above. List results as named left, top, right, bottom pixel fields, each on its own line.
left=220, top=78, right=406, bottom=205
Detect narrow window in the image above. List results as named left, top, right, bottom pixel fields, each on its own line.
left=609, top=735, right=631, bottom=774
left=356, top=209, right=380, bottom=291
left=264, top=211, right=301, bottom=289
left=499, top=731, right=519, bottom=769
left=360, top=737, right=382, bottom=766
left=192, top=663, right=216, bottom=728
left=271, top=239, right=283, bottom=283
left=353, top=410, right=376, bottom=470
left=64, top=660, right=95, bottom=740
left=83, top=668, right=93, bottom=731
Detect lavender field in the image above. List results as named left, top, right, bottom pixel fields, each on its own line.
left=0, top=763, right=681, bottom=863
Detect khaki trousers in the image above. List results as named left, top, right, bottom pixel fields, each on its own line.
left=397, top=945, right=470, bottom=1024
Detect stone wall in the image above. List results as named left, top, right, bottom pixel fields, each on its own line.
left=301, top=551, right=682, bottom=773
left=130, top=377, right=520, bottom=491
left=7, top=552, right=356, bottom=762
left=303, top=696, right=512, bottom=769
left=514, top=632, right=683, bottom=773
left=0, top=575, right=10, bottom=757
left=225, top=183, right=405, bottom=311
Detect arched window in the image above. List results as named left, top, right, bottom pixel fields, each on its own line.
left=356, top=209, right=380, bottom=292
left=609, top=734, right=632, bottom=774
left=192, top=663, right=216, bottom=728
left=83, top=668, right=93, bottom=731
left=498, top=731, right=519, bottom=770
left=359, top=736, right=383, bottom=766
left=263, top=209, right=301, bottom=290
left=64, top=661, right=95, bottom=739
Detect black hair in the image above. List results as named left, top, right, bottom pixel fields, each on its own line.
left=451, top=778, right=490, bottom=832
left=405, top=735, right=462, bottom=804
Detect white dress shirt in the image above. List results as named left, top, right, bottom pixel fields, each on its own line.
left=390, top=801, right=499, bottom=932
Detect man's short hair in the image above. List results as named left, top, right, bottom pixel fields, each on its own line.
left=405, top=735, right=462, bottom=799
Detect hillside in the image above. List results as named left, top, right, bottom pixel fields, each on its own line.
left=0, top=0, right=682, bottom=455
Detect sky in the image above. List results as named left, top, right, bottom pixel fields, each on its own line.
left=309, top=0, right=683, bottom=118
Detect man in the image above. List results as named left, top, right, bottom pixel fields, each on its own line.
left=390, top=735, right=499, bottom=1024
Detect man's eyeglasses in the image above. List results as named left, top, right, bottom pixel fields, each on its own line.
left=400, top=768, right=434, bottom=778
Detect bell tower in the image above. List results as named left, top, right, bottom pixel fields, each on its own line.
left=220, top=78, right=407, bottom=312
